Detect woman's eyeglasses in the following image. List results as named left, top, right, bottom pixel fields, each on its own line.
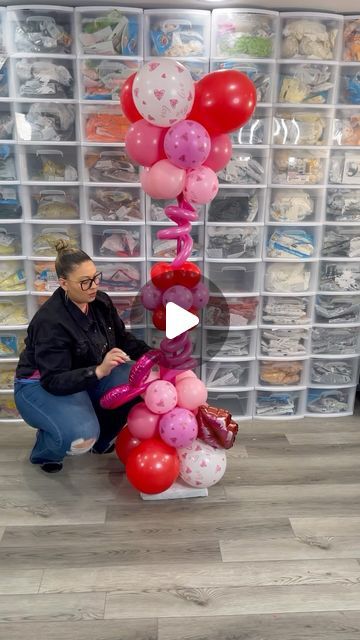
left=77, top=272, right=102, bottom=291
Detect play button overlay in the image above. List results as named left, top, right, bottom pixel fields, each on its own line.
left=166, top=302, right=199, bottom=339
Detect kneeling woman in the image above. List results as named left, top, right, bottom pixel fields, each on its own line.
left=15, top=243, right=150, bottom=473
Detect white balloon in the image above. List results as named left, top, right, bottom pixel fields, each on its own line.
left=132, top=59, right=195, bottom=128
left=178, top=439, right=227, bottom=488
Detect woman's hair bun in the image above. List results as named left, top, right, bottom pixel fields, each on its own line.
left=55, top=239, right=70, bottom=254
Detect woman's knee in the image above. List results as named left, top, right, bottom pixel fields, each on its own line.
left=63, top=418, right=100, bottom=456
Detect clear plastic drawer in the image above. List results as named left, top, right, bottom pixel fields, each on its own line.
left=12, top=57, right=75, bottom=100
left=90, top=225, right=144, bottom=259
left=342, top=17, right=360, bottom=62
left=14, top=102, right=77, bottom=142
left=0, top=260, right=26, bottom=292
left=211, top=9, right=277, bottom=59
left=86, top=186, right=143, bottom=222
left=219, top=149, right=268, bottom=186
left=277, top=62, right=336, bottom=105
left=211, top=60, right=274, bottom=104
left=319, top=260, right=360, bottom=292
left=312, top=326, right=360, bottom=355
left=272, top=108, right=331, bottom=146
left=0, top=224, right=22, bottom=257
left=265, top=226, right=319, bottom=260
left=0, top=104, right=14, bottom=142
left=0, top=329, right=26, bottom=358
left=310, top=356, right=359, bottom=386
left=268, top=187, right=324, bottom=223
left=148, top=225, right=202, bottom=260
left=255, top=389, right=304, bottom=418
left=203, top=360, right=254, bottom=389
left=0, top=146, right=18, bottom=182
left=28, top=187, right=80, bottom=220
left=328, top=150, right=360, bottom=186
left=144, top=9, right=210, bottom=58
left=79, top=58, right=139, bottom=101
left=147, top=196, right=204, bottom=223
left=81, top=104, right=129, bottom=144
left=0, top=298, right=28, bottom=326
left=279, top=13, right=342, bottom=61
left=204, top=296, right=259, bottom=328
left=306, top=386, right=355, bottom=416
left=260, top=295, right=313, bottom=325
left=264, top=262, right=314, bottom=293
left=30, top=225, right=81, bottom=258
left=322, top=226, right=360, bottom=258
left=258, top=327, right=310, bottom=357
left=0, top=394, right=21, bottom=420
left=20, top=146, right=79, bottom=183
left=257, top=359, right=307, bottom=386
left=206, top=225, right=262, bottom=260
left=230, top=107, right=271, bottom=146
left=271, top=149, right=326, bottom=185
left=206, top=261, right=260, bottom=295
left=203, top=327, right=257, bottom=359
left=76, top=7, right=143, bottom=56
left=84, top=148, right=139, bottom=184
left=333, top=110, right=360, bottom=147
left=207, top=390, right=253, bottom=420
left=326, top=188, right=360, bottom=223
left=314, top=294, right=360, bottom=325
left=337, top=66, right=360, bottom=105
left=111, top=295, right=145, bottom=327
left=0, top=59, right=9, bottom=98
left=7, top=7, right=74, bottom=55
left=207, top=188, right=265, bottom=224
left=0, top=363, right=17, bottom=389
left=32, top=260, right=57, bottom=292
left=96, top=260, right=144, bottom=293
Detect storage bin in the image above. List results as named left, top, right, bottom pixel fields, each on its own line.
left=20, top=146, right=79, bottom=183
left=337, top=66, right=360, bottom=105
left=0, top=104, right=14, bottom=142
left=144, top=9, right=210, bottom=58
left=95, top=260, right=144, bottom=292
left=333, top=110, right=360, bottom=146
left=7, top=6, right=74, bottom=55
left=211, top=9, right=277, bottom=59
left=204, top=296, right=259, bottom=328
left=271, top=149, right=326, bottom=185
left=257, top=359, right=307, bottom=386
left=79, top=58, right=139, bottom=101
left=12, top=57, right=76, bottom=100
left=321, top=226, right=360, bottom=258
left=206, top=261, right=260, bottom=295
left=0, top=146, right=18, bottom=182
left=83, top=147, right=139, bottom=184
left=76, top=7, right=142, bottom=57
left=255, top=388, right=304, bottom=418
left=90, top=224, right=144, bottom=259
left=311, top=326, right=360, bottom=354
left=342, top=16, right=360, bottom=62
left=203, top=327, right=257, bottom=359
left=203, top=360, right=254, bottom=389
left=0, top=260, right=26, bottom=292
left=146, top=196, right=204, bottom=223
left=86, top=186, right=143, bottom=222
left=279, top=12, right=342, bottom=61
left=110, top=294, right=145, bottom=327
left=206, top=225, right=262, bottom=260
left=265, top=226, right=319, bottom=260
left=314, top=294, right=360, bottom=324
left=0, top=224, right=22, bottom=257
left=326, top=188, right=360, bottom=223
left=0, top=8, right=5, bottom=54
left=0, top=297, right=28, bottom=326
left=30, top=224, right=81, bottom=258
left=207, top=390, right=253, bottom=420
left=277, top=62, right=336, bottom=105
left=319, top=260, right=360, bottom=292
left=81, top=104, right=129, bottom=144
left=230, top=106, right=271, bottom=146
left=218, top=149, right=268, bottom=186
left=306, top=386, right=356, bottom=416
left=272, top=108, right=331, bottom=146
left=32, top=260, right=57, bottom=292
left=260, top=295, right=313, bottom=325
left=268, top=187, right=324, bottom=223
left=0, top=393, right=21, bottom=419
left=148, top=225, right=202, bottom=260
left=258, top=326, right=310, bottom=357
left=264, top=261, right=314, bottom=293
left=207, top=188, right=265, bottom=224
left=211, top=60, right=274, bottom=103
left=0, top=363, right=17, bottom=389
left=28, top=186, right=80, bottom=220
left=0, top=329, right=26, bottom=359
left=14, top=102, right=77, bottom=142
left=0, top=59, right=9, bottom=98
left=310, top=356, right=359, bottom=386
left=328, top=150, right=360, bottom=186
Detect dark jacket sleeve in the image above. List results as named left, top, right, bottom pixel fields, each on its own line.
left=110, top=299, right=151, bottom=360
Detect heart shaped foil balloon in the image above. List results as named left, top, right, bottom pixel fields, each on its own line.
left=197, top=404, right=238, bottom=450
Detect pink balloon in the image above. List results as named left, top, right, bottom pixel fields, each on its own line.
left=164, top=119, right=210, bottom=170
left=183, top=166, right=219, bottom=205
left=159, top=407, right=198, bottom=448
left=125, top=120, right=166, bottom=167
left=141, top=282, right=163, bottom=310
left=192, top=282, right=209, bottom=309
left=205, top=134, right=232, bottom=172
left=175, top=370, right=197, bottom=384
left=144, top=380, right=178, bottom=415
left=176, top=377, right=208, bottom=411
left=127, top=402, right=160, bottom=440
left=140, top=369, right=160, bottom=399
left=141, top=160, right=186, bottom=200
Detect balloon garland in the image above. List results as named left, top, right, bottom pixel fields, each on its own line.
left=101, top=59, right=256, bottom=495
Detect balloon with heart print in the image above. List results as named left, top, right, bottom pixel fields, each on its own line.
left=132, top=59, right=195, bottom=128
left=159, top=407, right=198, bottom=449
left=178, top=439, right=227, bottom=488
left=184, top=166, right=219, bottom=205
left=164, top=119, right=211, bottom=170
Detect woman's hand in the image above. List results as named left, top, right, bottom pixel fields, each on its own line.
left=95, top=348, right=130, bottom=380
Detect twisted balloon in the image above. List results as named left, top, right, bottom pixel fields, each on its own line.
left=157, top=195, right=198, bottom=269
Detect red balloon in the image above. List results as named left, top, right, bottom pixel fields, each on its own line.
left=115, top=426, right=141, bottom=465
left=175, top=262, right=201, bottom=288
left=126, top=438, right=180, bottom=494
left=152, top=306, right=166, bottom=331
left=120, top=72, right=142, bottom=123
left=150, top=263, right=176, bottom=291
left=206, top=133, right=233, bottom=172
left=189, top=70, right=256, bottom=136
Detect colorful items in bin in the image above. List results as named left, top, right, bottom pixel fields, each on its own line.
left=82, top=59, right=138, bottom=101
left=99, top=263, right=141, bottom=292
left=267, top=229, right=314, bottom=259
left=32, top=190, right=78, bottom=219
left=97, top=229, right=140, bottom=258
left=340, top=70, right=360, bottom=105
left=273, top=150, right=323, bottom=185
left=205, top=362, right=249, bottom=388
left=0, top=300, right=27, bottom=325
left=207, top=226, right=259, bottom=259
left=152, top=236, right=200, bottom=260
left=149, top=17, right=205, bottom=57
left=85, top=111, right=129, bottom=144
left=311, top=360, right=354, bottom=386
left=0, top=367, right=16, bottom=389
left=16, top=59, right=73, bottom=99
left=281, top=18, right=339, bottom=60
left=34, top=261, right=57, bottom=292
left=215, top=62, right=270, bottom=104
left=278, top=64, right=334, bottom=104
left=32, top=227, right=79, bottom=257
left=0, top=59, right=8, bottom=98
left=215, top=13, right=274, bottom=59
left=320, top=262, right=360, bottom=292
left=14, top=13, right=72, bottom=54
left=0, top=113, right=14, bottom=141
left=343, top=19, right=360, bottom=62
left=30, top=152, right=77, bottom=183
left=333, top=116, right=360, bottom=146
left=20, top=103, right=75, bottom=142
left=89, top=189, right=141, bottom=222
left=322, top=228, right=360, bottom=258
left=307, top=389, right=349, bottom=414
left=80, top=10, right=139, bottom=56
left=256, top=391, right=297, bottom=416
left=205, top=330, right=251, bottom=358
left=262, top=296, right=309, bottom=325
left=265, top=263, right=310, bottom=293
left=0, top=397, right=20, bottom=419
left=329, top=153, right=360, bottom=185
left=270, top=190, right=314, bottom=223
left=261, top=328, right=308, bottom=357
left=0, top=228, right=20, bottom=256
left=0, top=262, right=26, bottom=292
left=312, top=327, right=358, bottom=354
left=315, top=295, right=360, bottom=324
left=218, top=153, right=264, bottom=185
left=0, top=188, right=22, bottom=219
left=112, top=297, right=145, bottom=326
left=0, top=146, right=16, bottom=181
left=208, top=191, right=259, bottom=223
left=205, top=297, right=258, bottom=327
left=86, top=151, right=138, bottom=184
left=0, top=333, right=25, bottom=358
left=327, top=189, right=360, bottom=222
left=273, top=112, right=326, bottom=146
left=259, top=361, right=303, bottom=386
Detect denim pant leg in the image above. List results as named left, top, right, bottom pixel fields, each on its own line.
left=14, top=380, right=100, bottom=464
left=88, top=363, right=142, bottom=453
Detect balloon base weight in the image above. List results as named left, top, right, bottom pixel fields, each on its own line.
left=140, top=479, right=208, bottom=501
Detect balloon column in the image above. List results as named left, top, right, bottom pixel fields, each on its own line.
left=100, top=59, right=256, bottom=495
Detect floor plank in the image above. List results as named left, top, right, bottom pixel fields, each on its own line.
left=0, top=570, right=43, bottom=595
left=0, top=593, right=106, bottom=623
left=0, top=620, right=157, bottom=640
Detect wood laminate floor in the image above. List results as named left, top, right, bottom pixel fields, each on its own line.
left=1, top=405, right=360, bottom=639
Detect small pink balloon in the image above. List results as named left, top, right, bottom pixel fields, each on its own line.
left=162, top=285, right=193, bottom=310
left=141, top=160, right=186, bottom=200
left=144, top=380, right=178, bottom=415
left=176, top=377, right=208, bottom=411
left=125, top=120, right=166, bottom=167
left=205, top=134, right=232, bottom=172
left=192, top=282, right=209, bottom=309
left=184, top=166, right=219, bottom=205
left=140, top=368, right=160, bottom=399
left=159, top=407, right=198, bottom=448
left=175, top=370, right=197, bottom=384
left=164, top=119, right=210, bottom=170
left=127, top=402, right=160, bottom=440
left=141, top=282, right=163, bottom=310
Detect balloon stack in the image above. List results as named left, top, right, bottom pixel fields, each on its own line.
left=100, top=58, right=257, bottom=495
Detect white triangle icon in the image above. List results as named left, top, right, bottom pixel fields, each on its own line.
left=166, top=302, right=199, bottom=340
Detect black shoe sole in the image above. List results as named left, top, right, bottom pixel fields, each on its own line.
left=40, top=462, right=63, bottom=473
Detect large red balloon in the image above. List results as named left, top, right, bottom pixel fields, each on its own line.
left=120, top=72, right=142, bottom=123
left=189, top=70, right=256, bottom=136
left=150, top=263, right=176, bottom=291
left=126, top=438, right=179, bottom=494
left=115, top=426, right=141, bottom=465
left=206, top=133, right=233, bottom=172
left=175, top=262, right=201, bottom=288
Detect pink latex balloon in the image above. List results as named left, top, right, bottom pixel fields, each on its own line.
left=192, top=282, right=209, bottom=309
left=144, top=380, right=178, bottom=415
left=183, top=166, right=219, bottom=205
left=178, top=439, right=227, bottom=488
left=159, top=407, right=198, bottom=448
left=127, top=402, right=160, bottom=440
left=141, top=282, right=163, bottom=310
left=140, top=368, right=160, bottom=399
left=125, top=120, right=166, bottom=167
left=175, top=370, right=197, bottom=384
left=141, top=160, right=186, bottom=200
left=176, top=377, right=208, bottom=411
left=162, top=285, right=193, bottom=310
left=205, top=134, right=232, bottom=172
left=164, top=119, right=210, bottom=170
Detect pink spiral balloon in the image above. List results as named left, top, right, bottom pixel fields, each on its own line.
left=157, top=195, right=198, bottom=269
